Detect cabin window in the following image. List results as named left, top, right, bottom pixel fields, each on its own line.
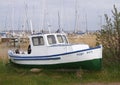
left=57, top=35, right=64, bottom=43
left=62, top=35, right=68, bottom=43
left=32, top=36, right=44, bottom=46
left=47, top=35, right=56, bottom=44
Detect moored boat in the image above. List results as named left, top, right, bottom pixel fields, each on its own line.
left=8, top=33, right=102, bottom=70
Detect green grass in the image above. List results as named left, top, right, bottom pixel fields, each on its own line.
left=0, top=60, right=120, bottom=85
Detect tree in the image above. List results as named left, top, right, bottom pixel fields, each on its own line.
left=96, top=5, right=120, bottom=63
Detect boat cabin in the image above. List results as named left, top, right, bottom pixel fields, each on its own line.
left=28, top=33, right=71, bottom=56
left=30, top=33, right=69, bottom=47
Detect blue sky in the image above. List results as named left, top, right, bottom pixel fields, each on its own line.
left=0, top=0, right=120, bottom=32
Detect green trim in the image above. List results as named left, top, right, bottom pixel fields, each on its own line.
left=10, top=58, right=102, bottom=70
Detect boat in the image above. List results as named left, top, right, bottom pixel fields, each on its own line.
left=8, top=33, right=102, bottom=70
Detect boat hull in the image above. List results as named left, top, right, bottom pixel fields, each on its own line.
left=10, top=58, right=102, bottom=70
left=8, top=45, right=102, bottom=70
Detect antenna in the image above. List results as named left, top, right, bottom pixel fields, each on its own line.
left=30, top=20, right=33, bottom=34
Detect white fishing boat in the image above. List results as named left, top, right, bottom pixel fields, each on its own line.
left=8, top=33, right=102, bottom=70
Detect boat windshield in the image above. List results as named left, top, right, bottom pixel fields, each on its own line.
left=57, top=35, right=68, bottom=44
left=32, top=36, right=44, bottom=46
left=62, top=35, right=68, bottom=44
left=47, top=35, right=56, bottom=45
left=57, top=35, right=64, bottom=43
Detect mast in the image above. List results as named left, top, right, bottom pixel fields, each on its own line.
left=12, top=4, right=15, bottom=36
left=74, top=0, right=80, bottom=33
left=25, top=3, right=29, bottom=32
left=4, top=16, right=7, bottom=32
left=57, top=11, right=63, bottom=33
left=24, top=1, right=33, bottom=33
left=99, top=15, right=102, bottom=29
left=46, top=12, right=52, bottom=33
left=58, top=11, right=61, bottom=31
left=41, top=0, right=46, bottom=33
left=85, top=13, right=88, bottom=33
left=47, top=22, right=51, bottom=33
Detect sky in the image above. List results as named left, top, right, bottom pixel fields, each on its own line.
left=0, top=0, right=120, bottom=32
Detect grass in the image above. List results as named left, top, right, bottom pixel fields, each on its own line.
left=0, top=60, right=120, bottom=85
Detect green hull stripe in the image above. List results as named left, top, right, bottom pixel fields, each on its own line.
left=10, top=58, right=102, bottom=70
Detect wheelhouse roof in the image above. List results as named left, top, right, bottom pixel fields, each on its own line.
left=29, top=33, right=67, bottom=37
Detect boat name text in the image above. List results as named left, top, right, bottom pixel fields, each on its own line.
left=76, top=51, right=93, bottom=56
